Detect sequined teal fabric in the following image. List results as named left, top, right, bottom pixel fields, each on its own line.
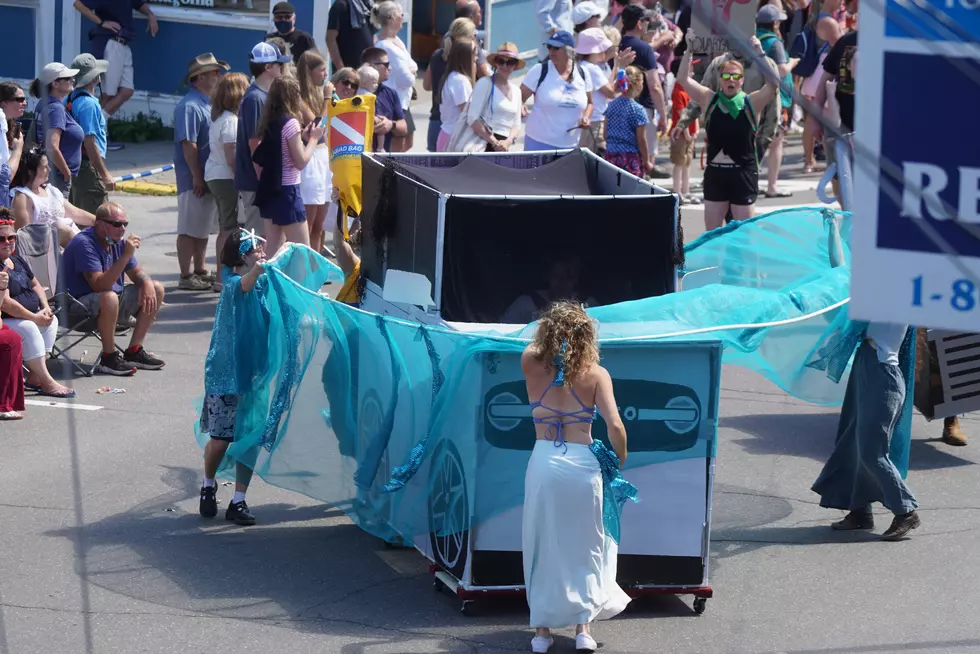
left=589, top=440, right=639, bottom=544
left=203, top=267, right=271, bottom=396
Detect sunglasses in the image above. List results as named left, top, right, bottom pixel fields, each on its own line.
left=496, top=58, right=518, bottom=67
left=720, top=72, right=743, bottom=81
left=339, top=79, right=358, bottom=89
left=6, top=96, right=26, bottom=103
left=0, top=234, right=16, bottom=243
left=372, top=61, right=391, bottom=68
left=546, top=45, right=561, bottom=51
left=55, top=77, right=75, bottom=84
left=99, top=218, right=128, bottom=228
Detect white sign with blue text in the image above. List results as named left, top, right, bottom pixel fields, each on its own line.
left=851, top=0, right=980, bottom=331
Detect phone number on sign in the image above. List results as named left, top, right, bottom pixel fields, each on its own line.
left=912, top=276, right=978, bottom=312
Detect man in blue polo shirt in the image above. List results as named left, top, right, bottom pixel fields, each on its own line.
left=72, top=0, right=159, bottom=146
left=361, top=47, right=407, bottom=151
left=67, top=53, right=113, bottom=213
left=62, top=202, right=166, bottom=376
left=174, top=53, right=228, bottom=292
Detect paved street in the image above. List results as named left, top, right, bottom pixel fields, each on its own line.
left=1, top=125, right=979, bottom=654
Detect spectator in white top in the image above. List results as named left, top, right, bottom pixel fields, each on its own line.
left=572, top=1, right=604, bottom=32
left=521, top=31, right=594, bottom=151
left=11, top=147, right=95, bottom=248
left=437, top=40, right=478, bottom=152
left=575, top=27, right=635, bottom=154
left=372, top=1, right=418, bottom=152
left=534, top=0, right=574, bottom=60
left=204, top=72, right=249, bottom=293
left=465, top=43, right=525, bottom=152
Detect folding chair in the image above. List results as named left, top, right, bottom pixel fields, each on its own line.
left=15, top=223, right=120, bottom=377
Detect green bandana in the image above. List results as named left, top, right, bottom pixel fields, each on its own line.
left=715, top=90, right=747, bottom=117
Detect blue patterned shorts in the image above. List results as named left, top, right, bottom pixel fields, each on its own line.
left=200, top=394, right=239, bottom=441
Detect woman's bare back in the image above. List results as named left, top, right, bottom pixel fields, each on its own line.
left=522, top=346, right=603, bottom=446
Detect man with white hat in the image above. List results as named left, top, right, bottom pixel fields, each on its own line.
left=572, top=1, right=604, bottom=32
left=235, top=42, right=291, bottom=241
left=173, top=53, right=229, bottom=292
left=67, top=53, right=113, bottom=213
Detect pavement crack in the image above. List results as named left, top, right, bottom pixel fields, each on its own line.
left=300, top=572, right=429, bottom=617
left=0, top=502, right=72, bottom=511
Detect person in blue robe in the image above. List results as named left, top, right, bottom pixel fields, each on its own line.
left=197, top=228, right=270, bottom=526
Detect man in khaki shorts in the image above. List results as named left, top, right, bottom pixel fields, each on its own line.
left=174, top=54, right=229, bottom=291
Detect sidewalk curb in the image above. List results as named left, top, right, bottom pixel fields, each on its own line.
left=116, top=180, right=177, bottom=196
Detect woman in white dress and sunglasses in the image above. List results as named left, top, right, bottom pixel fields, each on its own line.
left=521, top=301, right=635, bottom=653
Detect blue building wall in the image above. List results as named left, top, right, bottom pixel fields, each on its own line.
left=0, top=7, right=36, bottom=80
left=489, top=0, right=541, bottom=65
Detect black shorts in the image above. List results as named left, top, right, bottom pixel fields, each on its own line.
left=703, top=163, right=759, bottom=206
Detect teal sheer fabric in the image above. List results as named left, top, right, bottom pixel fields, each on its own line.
left=195, top=206, right=913, bottom=543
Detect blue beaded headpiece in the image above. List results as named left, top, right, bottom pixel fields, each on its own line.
left=239, top=228, right=266, bottom=258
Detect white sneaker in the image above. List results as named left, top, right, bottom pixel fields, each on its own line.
left=576, top=633, right=597, bottom=651
left=531, top=636, right=553, bottom=653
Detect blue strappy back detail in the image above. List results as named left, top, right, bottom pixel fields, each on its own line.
left=530, top=341, right=597, bottom=450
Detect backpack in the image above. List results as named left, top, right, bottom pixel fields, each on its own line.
left=536, top=60, right=586, bottom=89
left=758, top=32, right=794, bottom=108
left=790, top=25, right=821, bottom=78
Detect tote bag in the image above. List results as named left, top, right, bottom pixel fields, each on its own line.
left=445, top=76, right=494, bottom=153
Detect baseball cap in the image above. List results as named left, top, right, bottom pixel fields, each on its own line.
left=272, top=1, right=295, bottom=15
left=756, top=4, right=787, bottom=22
left=572, top=1, right=604, bottom=26
left=38, top=62, right=80, bottom=86
left=543, top=30, right=575, bottom=49
left=250, top=41, right=292, bottom=64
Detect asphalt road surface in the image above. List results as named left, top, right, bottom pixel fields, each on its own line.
left=2, top=145, right=979, bottom=654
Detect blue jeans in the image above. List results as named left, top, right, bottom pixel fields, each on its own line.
left=811, top=341, right=918, bottom=515
left=426, top=117, right=441, bottom=152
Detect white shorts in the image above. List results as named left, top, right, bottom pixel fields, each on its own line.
left=299, top=147, right=332, bottom=206
left=238, top=190, right=264, bottom=236
left=177, top=190, right=218, bottom=239
left=103, top=39, right=134, bottom=96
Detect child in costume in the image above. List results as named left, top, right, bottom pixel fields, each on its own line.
left=199, top=229, right=269, bottom=526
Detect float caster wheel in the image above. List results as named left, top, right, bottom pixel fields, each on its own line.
left=693, top=597, right=707, bottom=615
left=461, top=600, right=475, bottom=616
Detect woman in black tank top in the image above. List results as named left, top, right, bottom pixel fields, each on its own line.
left=675, top=29, right=779, bottom=231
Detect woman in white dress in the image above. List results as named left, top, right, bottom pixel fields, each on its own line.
left=372, top=0, right=418, bottom=152
left=437, top=40, right=478, bottom=152
left=521, top=301, right=633, bottom=653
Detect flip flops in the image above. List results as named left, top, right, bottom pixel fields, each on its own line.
left=37, top=388, right=76, bottom=399
left=764, top=190, right=793, bottom=198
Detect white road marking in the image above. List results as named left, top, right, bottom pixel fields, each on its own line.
left=24, top=399, right=103, bottom=411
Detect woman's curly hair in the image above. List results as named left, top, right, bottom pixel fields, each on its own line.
left=531, top=301, right=599, bottom=387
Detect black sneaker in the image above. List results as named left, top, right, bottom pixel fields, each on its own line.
left=647, top=166, right=672, bottom=179
left=124, top=346, right=166, bottom=370
left=225, top=500, right=256, bottom=526
left=95, top=351, right=137, bottom=376
left=200, top=485, right=218, bottom=518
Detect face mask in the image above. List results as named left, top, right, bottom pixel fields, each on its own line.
left=104, top=234, right=119, bottom=246
left=275, top=20, right=292, bottom=34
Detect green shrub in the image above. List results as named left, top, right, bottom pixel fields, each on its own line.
left=107, top=112, right=174, bottom=143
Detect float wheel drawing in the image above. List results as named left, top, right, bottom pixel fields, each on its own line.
left=428, top=439, right=470, bottom=580
left=356, top=389, right=391, bottom=525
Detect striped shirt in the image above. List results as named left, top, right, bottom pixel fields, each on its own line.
left=281, top=118, right=301, bottom=185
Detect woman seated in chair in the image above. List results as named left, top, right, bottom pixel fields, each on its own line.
left=10, top=146, right=95, bottom=248
left=0, top=213, right=74, bottom=398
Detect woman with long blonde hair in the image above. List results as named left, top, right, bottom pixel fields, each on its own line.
left=295, top=50, right=333, bottom=255
left=521, top=301, right=631, bottom=654
left=422, top=17, right=477, bottom=151
left=253, top=76, right=325, bottom=253
left=437, top=39, right=477, bottom=151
